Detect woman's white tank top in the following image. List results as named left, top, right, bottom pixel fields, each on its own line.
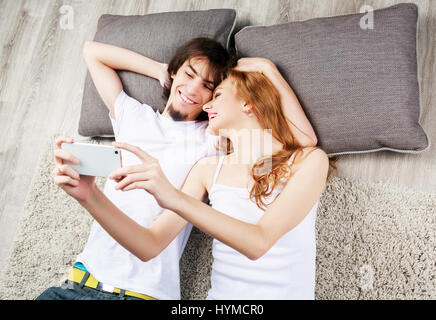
left=206, top=151, right=319, bottom=300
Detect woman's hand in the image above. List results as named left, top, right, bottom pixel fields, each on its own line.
left=109, top=142, right=180, bottom=210
left=234, top=57, right=277, bottom=75
left=53, top=136, right=96, bottom=203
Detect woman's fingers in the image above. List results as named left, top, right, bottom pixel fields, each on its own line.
left=114, top=172, right=151, bottom=191
left=109, top=142, right=158, bottom=183
left=234, top=57, right=273, bottom=74
left=234, top=58, right=254, bottom=71
left=107, top=142, right=162, bottom=193
left=109, top=163, right=151, bottom=180
left=122, top=181, right=151, bottom=192
left=112, top=142, right=154, bottom=162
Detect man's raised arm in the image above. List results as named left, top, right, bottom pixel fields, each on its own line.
left=82, top=40, right=168, bottom=117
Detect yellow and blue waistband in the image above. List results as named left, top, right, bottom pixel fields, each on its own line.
left=68, top=262, right=157, bottom=300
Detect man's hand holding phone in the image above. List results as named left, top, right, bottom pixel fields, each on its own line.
left=53, top=136, right=96, bottom=203
left=53, top=137, right=178, bottom=208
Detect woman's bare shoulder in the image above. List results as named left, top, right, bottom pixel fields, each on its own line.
left=194, top=155, right=222, bottom=168
left=291, top=147, right=329, bottom=172
left=191, top=155, right=222, bottom=188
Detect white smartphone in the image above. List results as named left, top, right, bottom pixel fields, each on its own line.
left=61, top=142, right=122, bottom=177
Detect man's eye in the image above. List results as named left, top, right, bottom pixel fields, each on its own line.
left=205, top=85, right=214, bottom=91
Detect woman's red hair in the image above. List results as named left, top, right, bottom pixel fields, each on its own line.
left=223, top=70, right=338, bottom=210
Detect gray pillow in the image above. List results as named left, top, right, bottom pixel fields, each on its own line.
left=79, top=9, right=236, bottom=137
left=235, top=3, right=430, bottom=155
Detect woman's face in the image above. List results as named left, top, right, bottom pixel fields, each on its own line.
left=202, top=78, right=249, bottom=135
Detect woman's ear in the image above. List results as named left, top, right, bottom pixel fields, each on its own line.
left=242, top=103, right=254, bottom=118
left=242, top=102, right=252, bottom=113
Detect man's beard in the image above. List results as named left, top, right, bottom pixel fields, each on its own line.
left=167, top=103, right=188, bottom=121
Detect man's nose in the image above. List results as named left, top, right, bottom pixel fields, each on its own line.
left=186, top=78, right=203, bottom=95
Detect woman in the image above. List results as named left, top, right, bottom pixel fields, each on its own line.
left=105, top=67, right=336, bottom=299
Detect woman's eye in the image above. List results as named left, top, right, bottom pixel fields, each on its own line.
left=214, top=93, right=221, bottom=99
left=185, top=72, right=193, bottom=78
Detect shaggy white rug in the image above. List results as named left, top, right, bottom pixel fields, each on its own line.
left=0, top=138, right=435, bottom=300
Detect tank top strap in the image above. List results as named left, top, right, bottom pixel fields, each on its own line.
left=211, top=155, right=226, bottom=187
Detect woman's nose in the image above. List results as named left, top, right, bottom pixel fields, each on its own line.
left=202, top=101, right=211, bottom=112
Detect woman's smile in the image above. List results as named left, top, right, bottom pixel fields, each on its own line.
left=208, top=112, right=217, bottom=120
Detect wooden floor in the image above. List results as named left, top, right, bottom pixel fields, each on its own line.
left=0, top=0, right=435, bottom=277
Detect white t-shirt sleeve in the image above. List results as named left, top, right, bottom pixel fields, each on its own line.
left=109, top=90, right=152, bottom=138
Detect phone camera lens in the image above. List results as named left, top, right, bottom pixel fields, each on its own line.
left=115, top=150, right=119, bottom=154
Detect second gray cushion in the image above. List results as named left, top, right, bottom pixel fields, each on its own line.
left=235, top=3, right=430, bottom=155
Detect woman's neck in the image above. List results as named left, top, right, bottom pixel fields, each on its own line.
left=225, top=127, right=283, bottom=166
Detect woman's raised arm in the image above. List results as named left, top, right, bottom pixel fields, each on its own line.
left=235, top=57, right=318, bottom=147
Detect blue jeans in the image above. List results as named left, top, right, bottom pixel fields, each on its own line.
left=35, top=280, right=143, bottom=300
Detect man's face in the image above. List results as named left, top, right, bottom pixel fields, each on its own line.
left=164, top=57, right=215, bottom=121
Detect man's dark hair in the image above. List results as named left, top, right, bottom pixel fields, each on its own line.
left=163, top=37, right=234, bottom=121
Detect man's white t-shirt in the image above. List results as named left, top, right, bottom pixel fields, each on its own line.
left=76, top=90, right=218, bottom=300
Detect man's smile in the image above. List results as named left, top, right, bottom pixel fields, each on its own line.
left=178, top=89, right=197, bottom=106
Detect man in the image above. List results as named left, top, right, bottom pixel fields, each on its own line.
left=36, top=37, right=317, bottom=300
